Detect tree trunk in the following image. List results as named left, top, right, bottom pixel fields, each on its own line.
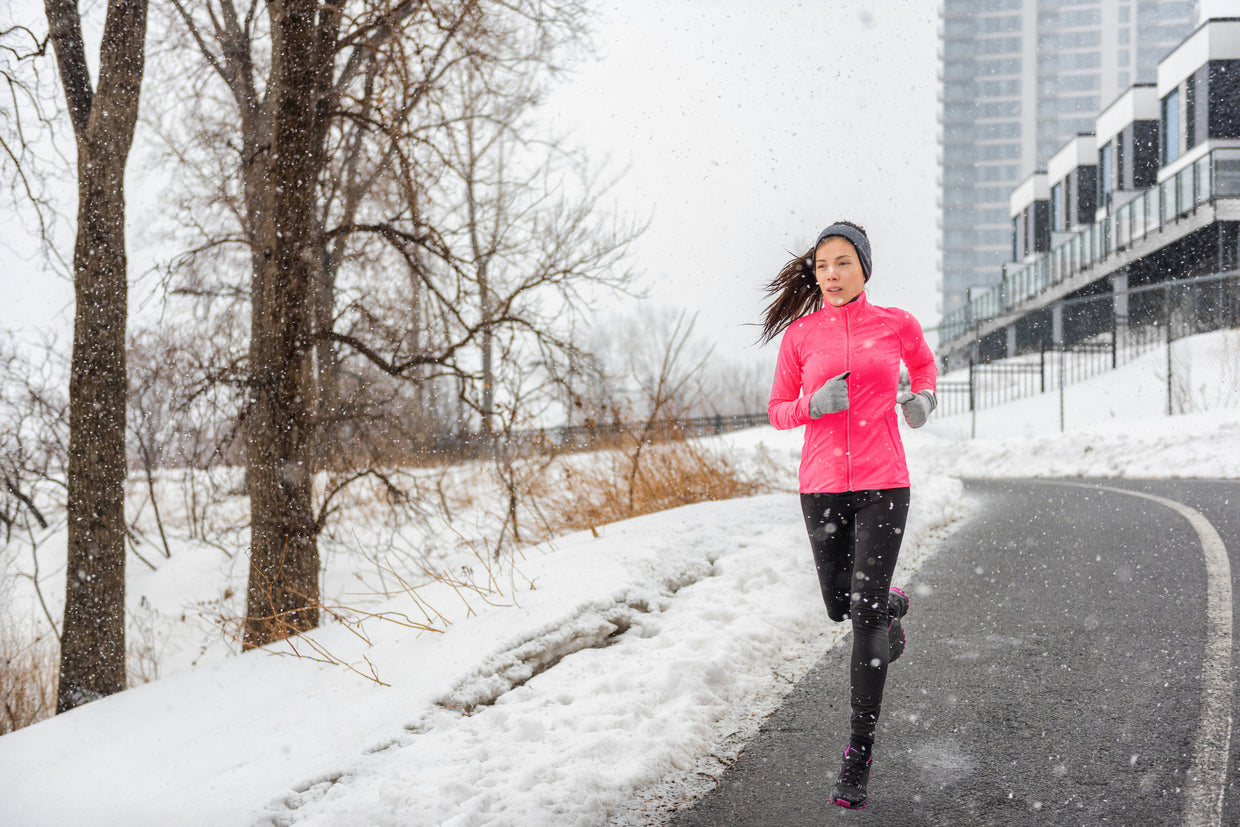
left=242, top=0, right=339, bottom=649
left=479, top=265, right=494, bottom=436
left=464, top=119, right=495, bottom=439
left=45, top=0, right=148, bottom=713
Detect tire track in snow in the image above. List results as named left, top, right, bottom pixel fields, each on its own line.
left=435, top=593, right=661, bottom=715
left=271, top=563, right=724, bottom=822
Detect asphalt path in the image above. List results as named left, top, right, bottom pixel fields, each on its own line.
left=670, top=478, right=1237, bottom=827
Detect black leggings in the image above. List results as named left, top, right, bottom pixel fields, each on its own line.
left=801, top=488, right=911, bottom=749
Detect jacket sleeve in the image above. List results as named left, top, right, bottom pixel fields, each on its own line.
left=768, top=326, right=813, bottom=429
left=900, top=314, right=938, bottom=394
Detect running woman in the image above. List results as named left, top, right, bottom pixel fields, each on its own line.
left=761, top=221, right=937, bottom=809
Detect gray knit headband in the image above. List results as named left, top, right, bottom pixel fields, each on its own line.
left=814, top=223, right=872, bottom=281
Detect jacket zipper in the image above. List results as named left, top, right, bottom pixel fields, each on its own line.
left=845, top=304, right=853, bottom=492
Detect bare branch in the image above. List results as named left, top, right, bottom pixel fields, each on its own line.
left=41, top=0, right=92, bottom=136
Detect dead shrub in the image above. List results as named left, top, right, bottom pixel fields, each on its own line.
left=1, top=627, right=57, bottom=734
left=548, top=437, right=773, bottom=535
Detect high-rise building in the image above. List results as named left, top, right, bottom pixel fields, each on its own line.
left=939, top=0, right=1199, bottom=317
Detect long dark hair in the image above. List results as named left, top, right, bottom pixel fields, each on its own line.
left=758, top=245, right=818, bottom=344
left=759, top=220, right=868, bottom=344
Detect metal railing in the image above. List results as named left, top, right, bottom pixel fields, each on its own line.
left=937, top=272, right=1240, bottom=435
left=539, top=412, right=770, bottom=451
left=427, top=412, right=773, bottom=460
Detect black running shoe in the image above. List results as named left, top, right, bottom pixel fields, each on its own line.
left=888, top=586, right=910, bottom=663
left=831, top=746, right=873, bottom=809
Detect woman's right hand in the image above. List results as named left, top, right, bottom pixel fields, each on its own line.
left=809, top=371, right=850, bottom=418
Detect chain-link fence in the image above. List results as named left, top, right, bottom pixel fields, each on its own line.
left=934, top=271, right=1240, bottom=438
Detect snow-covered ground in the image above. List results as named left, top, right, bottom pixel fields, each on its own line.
left=0, top=331, right=1237, bottom=827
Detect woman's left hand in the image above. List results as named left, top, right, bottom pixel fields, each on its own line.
left=896, top=390, right=937, bottom=428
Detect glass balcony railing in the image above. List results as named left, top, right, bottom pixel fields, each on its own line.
left=939, top=147, right=1240, bottom=343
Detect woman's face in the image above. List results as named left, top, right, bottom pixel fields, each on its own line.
left=814, top=236, right=866, bottom=306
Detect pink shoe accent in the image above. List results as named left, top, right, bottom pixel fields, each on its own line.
left=831, top=796, right=869, bottom=810
left=832, top=746, right=873, bottom=809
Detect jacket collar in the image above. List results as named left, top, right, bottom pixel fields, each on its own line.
left=822, top=290, right=869, bottom=316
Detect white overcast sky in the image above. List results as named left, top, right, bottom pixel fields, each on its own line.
left=542, top=0, right=942, bottom=361
left=0, top=0, right=941, bottom=364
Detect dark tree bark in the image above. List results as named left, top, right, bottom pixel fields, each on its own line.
left=44, top=0, right=148, bottom=712
left=241, top=0, right=340, bottom=649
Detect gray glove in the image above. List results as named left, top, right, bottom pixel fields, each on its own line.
left=896, top=390, right=937, bottom=428
left=809, top=371, right=850, bottom=418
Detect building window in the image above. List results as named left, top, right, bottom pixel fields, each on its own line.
left=1050, top=182, right=1064, bottom=232
left=978, top=14, right=1021, bottom=33
left=976, top=121, right=1021, bottom=140
left=978, top=79, right=1022, bottom=96
left=1116, top=136, right=1125, bottom=191
left=1159, top=2, right=1192, bottom=20
left=1208, top=61, right=1240, bottom=140
left=1185, top=74, right=1196, bottom=150
left=1162, top=88, right=1180, bottom=165
left=978, top=58, right=1022, bottom=76
left=1058, top=74, right=1100, bottom=92
left=977, top=36, right=1021, bottom=55
left=1099, top=142, right=1114, bottom=208
left=1060, top=8, right=1101, bottom=26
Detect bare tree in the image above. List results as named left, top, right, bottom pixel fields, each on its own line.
left=233, top=0, right=344, bottom=648
left=154, top=0, right=618, bottom=647
left=693, top=357, right=771, bottom=418
left=440, top=66, right=638, bottom=439
left=584, top=306, right=712, bottom=421
left=42, top=0, right=148, bottom=711
left=616, top=310, right=710, bottom=512
left=159, top=0, right=504, bottom=648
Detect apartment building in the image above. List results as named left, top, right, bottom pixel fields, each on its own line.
left=940, top=0, right=1198, bottom=316
left=938, top=16, right=1240, bottom=371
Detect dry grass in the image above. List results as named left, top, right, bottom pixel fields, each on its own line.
left=547, top=437, right=774, bottom=536
left=1, top=628, right=57, bottom=734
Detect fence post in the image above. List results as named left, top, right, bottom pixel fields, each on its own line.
left=1059, top=345, right=1066, bottom=433
left=1165, top=296, right=1174, bottom=417
left=968, top=358, right=976, bottom=439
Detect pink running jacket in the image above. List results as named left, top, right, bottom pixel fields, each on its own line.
left=768, top=292, right=937, bottom=493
